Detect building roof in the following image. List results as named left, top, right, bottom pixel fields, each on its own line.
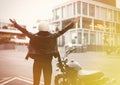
left=0, top=29, right=24, bottom=35
left=93, top=0, right=116, bottom=7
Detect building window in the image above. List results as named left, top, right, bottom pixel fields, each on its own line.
left=95, top=6, right=100, bottom=18
left=82, top=17, right=92, bottom=29
left=78, top=20, right=80, bottom=28
left=90, top=32, right=96, bottom=45
left=70, top=31, right=78, bottom=44
left=106, top=22, right=111, bottom=32
left=52, top=10, right=55, bottom=20
left=73, top=2, right=76, bottom=15
left=101, top=7, right=107, bottom=20
left=114, top=10, right=117, bottom=22
left=78, top=32, right=82, bottom=44
left=118, top=12, right=120, bottom=22
left=77, top=1, right=81, bottom=15
left=82, top=2, right=88, bottom=15
left=94, top=20, right=104, bottom=31
left=107, top=9, right=112, bottom=21
left=111, top=23, right=116, bottom=32
left=67, top=4, right=72, bottom=17
left=104, top=34, right=110, bottom=45
left=99, top=32, right=103, bottom=45
left=84, top=32, right=88, bottom=45
left=62, top=6, right=67, bottom=18
left=56, top=8, right=61, bottom=20
left=89, top=4, right=95, bottom=17
left=116, top=24, right=120, bottom=33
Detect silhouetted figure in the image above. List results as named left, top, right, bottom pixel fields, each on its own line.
left=9, top=17, right=79, bottom=85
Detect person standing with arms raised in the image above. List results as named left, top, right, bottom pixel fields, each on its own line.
left=9, top=17, right=79, bottom=85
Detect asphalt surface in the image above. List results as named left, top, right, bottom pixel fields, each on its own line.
left=0, top=46, right=120, bottom=85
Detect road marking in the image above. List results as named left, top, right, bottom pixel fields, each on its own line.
left=0, top=77, right=12, bottom=83
left=0, top=76, right=44, bottom=85
left=0, top=77, right=16, bottom=85
left=18, top=76, right=44, bottom=85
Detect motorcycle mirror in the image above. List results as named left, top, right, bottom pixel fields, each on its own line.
left=65, top=59, right=68, bottom=63
left=65, top=46, right=76, bottom=55
left=56, top=68, right=59, bottom=71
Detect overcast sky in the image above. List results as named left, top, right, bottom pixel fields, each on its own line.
left=0, top=0, right=120, bottom=29
left=0, top=0, right=69, bottom=24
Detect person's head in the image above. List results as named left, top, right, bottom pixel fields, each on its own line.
left=38, top=20, right=50, bottom=31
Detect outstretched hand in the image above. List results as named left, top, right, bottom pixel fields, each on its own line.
left=9, top=19, right=17, bottom=25
left=71, top=17, right=80, bottom=23
left=9, top=19, right=18, bottom=28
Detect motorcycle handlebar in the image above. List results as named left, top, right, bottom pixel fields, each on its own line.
left=65, top=47, right=76, bottom=56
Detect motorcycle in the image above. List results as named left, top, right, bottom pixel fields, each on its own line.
left=54, top=46, right=114, bottom=85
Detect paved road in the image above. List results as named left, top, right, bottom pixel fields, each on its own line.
left=0, top=47, right=120, bottom=85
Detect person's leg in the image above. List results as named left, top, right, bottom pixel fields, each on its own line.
left=43, top=62, right=52, bottom=85
left=33, top=60, right=42, bottom=85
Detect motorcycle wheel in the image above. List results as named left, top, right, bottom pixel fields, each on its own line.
left=55, top=74, right=70, bottom=85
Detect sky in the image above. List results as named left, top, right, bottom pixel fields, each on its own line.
left=0, top=0, right=120, bottom=30
left=0, top=0, right=69, bottom=25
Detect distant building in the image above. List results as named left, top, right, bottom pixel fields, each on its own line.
left=0, top=19, right=53, bottom=46
left=52, top=0, right=120, bottom=51
left=0, top=22, right=28, bottom=45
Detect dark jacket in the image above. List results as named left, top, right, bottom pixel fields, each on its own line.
left=14, top=22, right=74, bottom=59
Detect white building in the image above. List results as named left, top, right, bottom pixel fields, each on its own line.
left=52, top=0, right=120, bottom=51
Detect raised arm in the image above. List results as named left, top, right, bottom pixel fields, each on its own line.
left=9, top=19, right=32, bottom=38
left=52, top=17, right=80, bottom=38
left=59, top=17, right=79, bottom=34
